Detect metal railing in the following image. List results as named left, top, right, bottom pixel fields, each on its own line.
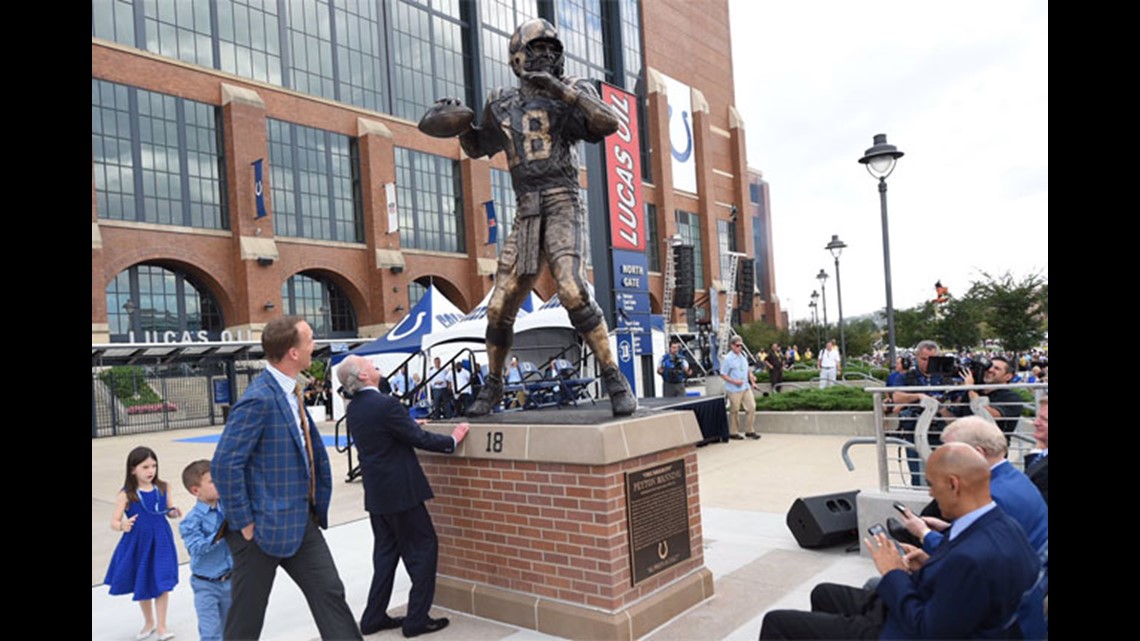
left=92, top=361, right=265, bottom=438
left=843, top=382, right=1048, bottom=491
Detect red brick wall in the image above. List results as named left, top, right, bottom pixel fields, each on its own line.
left=422, top=446, right=703, bottom=612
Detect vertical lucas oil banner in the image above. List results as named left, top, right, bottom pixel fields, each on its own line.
left=601, top=82, right=650, bottom=390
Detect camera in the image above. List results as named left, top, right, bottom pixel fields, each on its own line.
left=926, top=356, right=958, bottom=377
left=966, top=356, right=991, bottom=384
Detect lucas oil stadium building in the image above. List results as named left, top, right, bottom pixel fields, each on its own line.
left=91, top=0, right=784, bottom=370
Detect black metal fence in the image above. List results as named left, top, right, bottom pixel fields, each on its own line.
left=92, top=361, right=266, bottom=438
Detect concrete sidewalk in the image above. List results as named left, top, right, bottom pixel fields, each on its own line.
left=92, top=415, right=883, bottom=641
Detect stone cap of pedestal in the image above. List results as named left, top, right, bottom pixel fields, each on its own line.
left=425, top=410, right=703, bottom=465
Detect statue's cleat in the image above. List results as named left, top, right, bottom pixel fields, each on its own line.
left=466, top=374, right=504, bottom=417
left=602, top=366, right=637, bottom=416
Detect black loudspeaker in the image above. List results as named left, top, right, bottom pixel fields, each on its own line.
left=785, top=490, right=859, bottom=549
left=673, top=245, right=695, bottom=308
left=737, top=257, right=755, bottom=312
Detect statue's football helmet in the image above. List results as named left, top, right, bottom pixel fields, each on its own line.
left=508, top=18, right=564, bottom=78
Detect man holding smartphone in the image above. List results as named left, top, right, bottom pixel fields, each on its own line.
left=759, top=443, right=1039, bottom=640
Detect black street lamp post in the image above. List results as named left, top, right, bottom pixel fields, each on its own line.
left=825, top=234, right=848, bottom=370
left=859, top=133, right=905, bottom=368
left=816, top=269, right=829, bottom=332
left=808, top=296, right=820, bottom=355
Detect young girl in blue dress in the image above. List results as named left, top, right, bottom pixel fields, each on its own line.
left=104, top=446, right=182, bottom=640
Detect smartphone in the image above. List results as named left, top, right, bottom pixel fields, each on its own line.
left=868, top=523, right=906, bottom=557
left=892, top=502, right=909, bottom=516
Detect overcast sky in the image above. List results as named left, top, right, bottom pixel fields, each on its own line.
left=727, top=0, right=1048, bottom=322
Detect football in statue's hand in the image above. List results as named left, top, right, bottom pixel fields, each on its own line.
left=418, top=101, right=475, bottom=138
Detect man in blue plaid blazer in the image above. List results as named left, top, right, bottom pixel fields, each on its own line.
left=213, top=316, right=361, bottom=640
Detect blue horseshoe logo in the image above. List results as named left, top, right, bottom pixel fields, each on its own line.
left=668, top=105, right=693, bottom=162
left=387, top=311, right=426, bottom=341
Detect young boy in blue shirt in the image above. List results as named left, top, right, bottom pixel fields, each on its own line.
left=179, top=460, right=233, bottom=641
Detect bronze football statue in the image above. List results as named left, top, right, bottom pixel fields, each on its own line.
left=419, top=18, right=636, bottom=416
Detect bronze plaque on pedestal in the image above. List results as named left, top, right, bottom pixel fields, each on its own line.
left=625, top=459, right=691, bottom=585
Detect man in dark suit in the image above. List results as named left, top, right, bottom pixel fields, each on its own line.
left=896, top=417, right=1047, bottom=639
left=338, top=355, right=470, bottom=638
left=1024, top=396, right=1048, bottom=504
left=759, top=442, right=1040, bottom=639
left=212, top=316, right=361, bottom=640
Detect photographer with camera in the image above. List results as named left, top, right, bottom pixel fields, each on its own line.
left=942, top=355, right=1023, bottom=436
left=658, top=339, right=692, bottom=398
left=890, top=340, right=951, bottom=486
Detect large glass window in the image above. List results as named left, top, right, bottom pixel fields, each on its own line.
left=490, top=168, right=517, bottom=251
left=395, top=147, right=464, bottom=253
left=390, top=0, right=470, bottom=122
left=284, top=0, right=337, bottom=101
left=717, top=219, right=737, bottom=283
left=675, top=209, right=703, bottom=289
left=142, top=0, right=214, bottom=67
left=555, top=0, right=606, bottom=81
left=282, top=272, right=358, bottom=338
left=333, top=0, right=386, bottom=111
left=618, top=0, right=641, bottom=92
left=645, top=202, right=659, bottom=272
left=268, top=119, right=362, bottom=242
left=107, top=264, right=224, bottom=342
left=92, top=0, right=137, bottom=46
left=217, top=0, right=283, bottom=85
left=408, top=280, right=427, bottom=309
left=92, top=79, right=227, bottom=229
left=479, top=0, right=537, bottom=95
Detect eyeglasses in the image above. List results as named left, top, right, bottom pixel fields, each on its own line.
left=731, top=343, right=743, bottom=348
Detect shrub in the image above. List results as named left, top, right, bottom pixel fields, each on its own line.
left=98, top=366, right=163, bottom=407
left=754, top=386, right=873, bottom=412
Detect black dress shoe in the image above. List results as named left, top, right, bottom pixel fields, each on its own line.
left=403, top=617, right=449, bottom=638
left=729, top=434, right=745, bottom=440
left=361, top=616, right=405, bottom=635
left=887, top=517, right=922, bottom=548
left=745, top=432, right=762, bottom=440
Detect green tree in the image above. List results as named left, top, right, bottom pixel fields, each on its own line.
left=970, top=271, right=1047, bottom=353
left=737, top=320, right=789, bottom=356
left=933, top=296, right=983, bottom=351
left=791, top=321, right=825, bottom=358
left=892, top=302, right=938, bottom=349
left=837, top=318, right=879, bottom=358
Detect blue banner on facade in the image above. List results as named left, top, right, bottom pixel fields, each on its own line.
left=612, top=250, right=648, bottom=292
left=484, top=200, right=497, bottom=245
left=252, top=159, right=267, bottom=219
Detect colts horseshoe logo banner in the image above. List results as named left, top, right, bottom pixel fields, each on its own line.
left=660, top=73, right=697, bottom=195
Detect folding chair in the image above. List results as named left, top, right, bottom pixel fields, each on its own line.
left=552, top=358, right=596, bottom=407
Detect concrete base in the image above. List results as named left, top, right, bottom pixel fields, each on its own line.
left=855, top=488, right=931, bottom=559
left=420, top=405, right=714, bottom=639
left=437, top=568, right=714, bottom=640
left=756, top=411, right=874, bottom=437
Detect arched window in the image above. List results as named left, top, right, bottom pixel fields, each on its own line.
left=106, top=264, right=223, bottom=342
left=281, top=273, right=358, bottom=339
left=407, top=280, right=427, bottom=311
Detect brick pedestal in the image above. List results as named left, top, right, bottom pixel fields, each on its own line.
left=419, top=409, right=713, bottom=640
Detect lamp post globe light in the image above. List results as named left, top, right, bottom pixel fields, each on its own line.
left=825, top=234, right=848, bottom=370
left=816, top=269, right=829, bottom=330
left=859, top=133, right=905, bottom=369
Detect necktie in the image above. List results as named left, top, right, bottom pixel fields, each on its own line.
left=294, top=383, right=316, bottom=504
